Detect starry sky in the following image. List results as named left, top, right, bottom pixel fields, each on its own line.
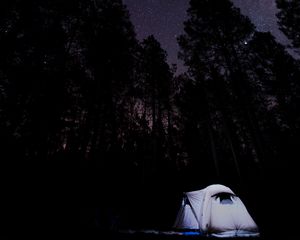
left=123, top=0, right=294, bottom=74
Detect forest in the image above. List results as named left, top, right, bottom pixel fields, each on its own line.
left=0, top=0, right=299, bottom=237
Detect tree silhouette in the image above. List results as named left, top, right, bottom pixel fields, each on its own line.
left=0, top=0, right=140, bottom=229
left=276, top=0, right=300, bottom=49
left=178, top=0, right=258, bottom=184
left=138, top=35, right=172, bottom=174
left=1, top=0, right=299, bottom=234
left=245, top=33, right=300, bottom=214
left=178, top=0, right=300, bottom=235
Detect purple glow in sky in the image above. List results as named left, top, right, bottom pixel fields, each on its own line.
left=123, top=0, right=298, bottom=74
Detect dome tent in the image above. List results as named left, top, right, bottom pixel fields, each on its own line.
left=174, top=184, right=259, bottom=237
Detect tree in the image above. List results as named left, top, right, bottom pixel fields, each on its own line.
left=0, top=0, right=139, bottom=227
left=276, top=0, right=300, bottom=49
left=0, top=0, right=139, bottom=162
left=137, top=35, right=172, bottom=173
left=178, top=0, right=257, bottom=184
left=177, top=0, right=300, bottom=235
left=245, top=31, right=300, bottom=183
left=0, top=0, right=74, bottom=163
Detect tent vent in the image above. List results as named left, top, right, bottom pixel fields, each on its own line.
left=212, top=192, right=235, bottom=204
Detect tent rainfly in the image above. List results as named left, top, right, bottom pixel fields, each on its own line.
left=174, top=184, right=259, bottom=237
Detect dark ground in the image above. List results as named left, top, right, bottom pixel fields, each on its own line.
left=80, top=230, right=270, bottom=240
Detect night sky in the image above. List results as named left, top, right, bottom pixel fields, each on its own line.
left=123, top=0, right=297, bottom=74
left=123, top=0, right=188, bottom=73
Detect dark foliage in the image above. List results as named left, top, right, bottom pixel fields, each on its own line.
left=178, top=0, right=300, bottom=237
left=0, top=0, right=299, bottom=237
left=276, top=0, right=300, bottom=49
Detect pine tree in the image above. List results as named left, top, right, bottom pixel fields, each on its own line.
left=276, top=0, right=300, bottom=49
left=178, top=0, right=300, bottom=235
left=136, top=35, right=173, bottom=180
left=245, top=31, right=300, bottom=181
left=0, top=0, right=74, bottom=163
left=178, top=0, right=257, bottom=183
left=0, top=0, right=139, bottom=196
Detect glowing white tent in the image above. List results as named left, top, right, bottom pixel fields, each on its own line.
left=174, top=184, right=259, bottom=237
